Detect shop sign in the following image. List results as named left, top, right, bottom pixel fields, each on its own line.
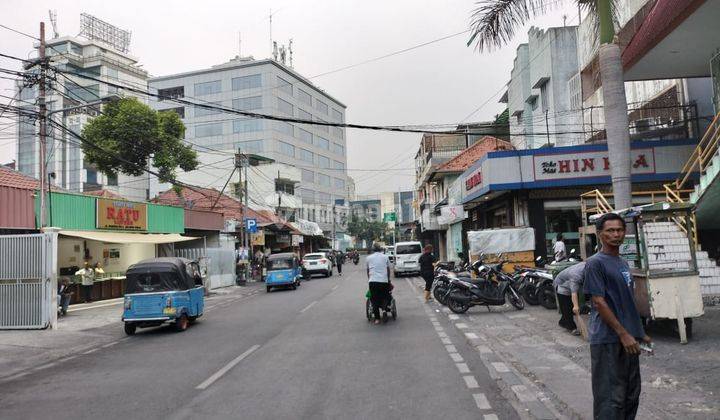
left=437, top=205, right=467, bottom=225
left=465, top=168, right=483, bottom=191
left=97, top=198, right=147, bottom=231
left=251, top=231, right=265, bottom=246
left=533, top=149, right=655, bottom=181
left=277, top=233, right=291, bottom=243
left=292, top=234, right=303, bottom=246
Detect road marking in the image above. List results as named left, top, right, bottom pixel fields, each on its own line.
left=465, top=332, right=479, bottom=339
left=437, top=331, right=448, bottom=338
left=510, top=385, right=537, bottom=402
left=300, top=301, right=317, bottom=313
left=463, top=375, right=480, bottom=389
left=441, top=337, right=452, bottom=345
left=477, top=345, right=492, bottom=354
left=101, top=341, right=118, bottom=349
left=196, top=345, right=260, bottom=390
left=445, top=344, right=457, bottom=353
left=448, top=314, right=460, bottom=320
left=491, top=362, right=509, bottom=373
left=67, top=300, right=123, bottom=312
left=434, top=326, right=444, bottom=332
left=484, top=414, right=499, bottom=419
left=82, top=348, right=99, bottom=355
left=455, top=323, right=468, bottom=329
left=456, top=363, right=470, bottom=373
left=473, top=393, right=492, bottom=410
left=449, top=353, right=464, bottom=363
left=33, top=362, right=58, bottom=371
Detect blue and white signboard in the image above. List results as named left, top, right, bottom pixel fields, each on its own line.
left=245, top=218, right=258, bottom=233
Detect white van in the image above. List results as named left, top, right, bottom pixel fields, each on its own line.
left=393, top=241, right=423, bottom=277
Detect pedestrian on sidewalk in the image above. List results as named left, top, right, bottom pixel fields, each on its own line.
left=584, top=213, right=651, bottom=420
left=418, top=244, right=437, bottom=302
left=335, top=250, right=344, bottom=276
left=57, top=277, right=73, bottom=316
left=75, top=262, right=95, bottom=303
left=554, top=233, right=567, bottom=262
left=366, top=242, right=392, bottom=325
left=553, top=261, right=586, bottom=335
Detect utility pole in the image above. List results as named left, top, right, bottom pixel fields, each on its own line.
left=235, top=153, right=245, bottom=285
left=38, top=22, right=48, bottom=228
left=332, top=203, right=336, bottom=250
left=243, top=157, right=250, bottom=281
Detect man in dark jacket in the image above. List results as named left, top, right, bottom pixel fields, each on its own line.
left=418, top=244, right=437, bottom=302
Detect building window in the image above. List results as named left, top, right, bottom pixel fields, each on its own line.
left=70, top=43, right=82, bottom=55
left=19, top=86, right=36, bottom=101
left=298, top=108, right=311, bottom=121
left=334, top=177, right=345, bottom=189
left=301, top=169, right=314, bottom=183
left=279, top=141, right=295, bottom=157
left=332, top=143, right=344, bottom=155
left=275, top=179, right=295, bottom=195
left=194, top=101, right=222, bottom=117
left=317, top=191, right=331, bottom=203
left=298, top=128, right=313, bottom=144
left=540, top=82, right=549, bottom=113
left=334, top=160, right=345, bottom=170
left=106, top=67, right=118, bottom=80
left=195, top=122, right=223, bottom=137
left=86, top=169, right=98, bottom=184
left=236, top=140, right=264, bottom=153
left=194, top=80, right=222, bottom=96
left=332, top=108, right=343, bottom=122
left=233, top=96, right=262, bottom=111
left=276, top=121, right=294, bottom=137
left=160, top=107, right=185, bottom=119
left=66, top=82, right=100, bottom=102
left=299, top=148, right=314, bottom=164
left=332, top=126, right=343, bottom=139
left=106, top=173, right=118, bottom=186
left=315, top=99, right=329, bottom=115
left=299, top=188, right=315, bottom=203
left=158, top=86, right=184, bottom=101
left=298, top=89, right=312, bottom=106
left=233, top=119, right=263, bottom=133
left=315, top=117, right=329, bottom=133
left=278, top=98, right=294, bottom=116
left=277, top=76, right=293, bottom=96
left=318, top=155, right=331, bottom=169
left=316, top=136, right=330, bottom=150
left=232, top=74, right=262, bottom=90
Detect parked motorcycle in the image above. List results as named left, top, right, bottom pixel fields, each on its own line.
left=514, top=262, right=553, bottom=306
left=444, top=255, right=524, bottom=314
left=431, top=260, right=478, bottom=305
left=533, top=248, right=582, bottom=310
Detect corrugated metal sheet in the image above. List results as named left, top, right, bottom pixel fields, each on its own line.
left=38, top=192, right=97, bottom=230
left=185, top=209, right=224, bottom=231
left=0, top=186, right=36, bottom=229
left=148, top=203, right=184, bottom=233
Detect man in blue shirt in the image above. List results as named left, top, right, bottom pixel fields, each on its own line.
left=584, top=212, right=651, bottom=419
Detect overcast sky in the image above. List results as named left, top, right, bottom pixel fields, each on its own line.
left=0, top=0, right=578, bottom=195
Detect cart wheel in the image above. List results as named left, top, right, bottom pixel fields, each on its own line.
left=174, top=314, right=189, bottom=332
left=366, top=299, right=373, bottom=321
left=124, top=322, right=136, bottom=336
left=391, top=300, right=397, bottom=320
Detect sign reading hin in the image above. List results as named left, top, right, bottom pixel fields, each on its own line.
left=532, top=149, right=655, bottom=181
left=97, top=198, right=148, bottom=231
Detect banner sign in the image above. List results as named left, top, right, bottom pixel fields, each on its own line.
left=97, top=198, right=147, bottom=231
left=292, top=234, right=303, bottom=246
left=250, top=231, right=265, bottom=246
left=437, top=205, right=467, bottom=225
left=533, top=149, right=655, bottom=181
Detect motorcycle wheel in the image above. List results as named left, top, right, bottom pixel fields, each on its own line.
left=433, top=284, right=449, bottom=305
left=447, top=296, right=470, bottom=314
left=505, top=287, right=525, bottom=310
left=537, top=284, right=557, bottom=310
left=522, top=286, right=539, bottom=305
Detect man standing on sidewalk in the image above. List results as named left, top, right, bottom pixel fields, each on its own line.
left=75, top=262, right=95, bottom=303
left=553, top=261, right=586, bottom=336
left=584, top=213, right=651, bottom=419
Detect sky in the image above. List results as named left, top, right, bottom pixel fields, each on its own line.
left=0, top=0, right=579, bottom=195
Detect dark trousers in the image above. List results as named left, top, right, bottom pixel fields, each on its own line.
left=421, top=272, right=433, bottom=291
left=82, top=285, right=93, bottom=302
left=591, top=343, right=641, bottom=420
left=557, top=292, right=577, bottom=331
left=369, top=282, right=391, bottom=319
left=336, top=263, right=342, bottom=274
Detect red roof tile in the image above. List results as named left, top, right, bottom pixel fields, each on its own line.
left=436, top=136, right=513, bottom=173
left=154, top=186, right=272, bottom=223
left=83, top=189, right=126, bottom=200
left=0, top=166, right=40, bottom=190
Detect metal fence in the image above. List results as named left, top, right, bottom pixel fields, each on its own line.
left=0, top=233, right=52, bottom=329
left=175, top=247, right=236, bottom=289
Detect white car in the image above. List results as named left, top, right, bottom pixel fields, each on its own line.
left=301, top=252, right=333, bottom=278
left=393, top=241, right=423, bottom=277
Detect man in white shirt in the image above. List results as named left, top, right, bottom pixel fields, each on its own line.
left=554, top=233, right=567, bottom=262
left=366, top=243, right=392, bottom=324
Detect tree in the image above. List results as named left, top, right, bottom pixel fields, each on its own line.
left=347, top=215, right=387, bottom=246
left=82, top=97, right=199, bottom=184
left=468, top=0, right=632, bottom=210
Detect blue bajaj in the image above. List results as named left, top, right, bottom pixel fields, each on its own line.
left=122, top=257, right=205, bottom=335
left=265, top=253, right=302, bottom=293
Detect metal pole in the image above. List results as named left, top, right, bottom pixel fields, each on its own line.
left=38, top=22, right=47, bottom=228
left=244, top=161, right=250, bottom=281
left=332, top=203, right=336, bottom=249
left=545, top=109, right=551, bottom=147
left=236, top=154, right=245, bottom=285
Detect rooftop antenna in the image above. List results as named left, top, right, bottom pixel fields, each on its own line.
left=49, top=10, right=59, bottom=38
left=238, top=31, right=242, bottom=57
left=288, top=38, right=293, bottom=68
left=562, top=14, right=568, bottom=27
left=269, top=8, right=281, bottom=58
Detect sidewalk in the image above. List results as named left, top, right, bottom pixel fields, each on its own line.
left=0, top=283, right=264, bottom=383
left=413, top=278, right=720, bottom=419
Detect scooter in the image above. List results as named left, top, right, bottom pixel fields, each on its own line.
left=444, top=256, right=524, bottom=314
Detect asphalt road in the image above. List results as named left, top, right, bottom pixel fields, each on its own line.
left=0, top=258, right=518, bottom=420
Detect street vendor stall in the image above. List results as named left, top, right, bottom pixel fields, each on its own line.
left=589, top=202, right=704, bottom=343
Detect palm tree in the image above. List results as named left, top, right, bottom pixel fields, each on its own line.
left=468, top=0, right=632, bottom=210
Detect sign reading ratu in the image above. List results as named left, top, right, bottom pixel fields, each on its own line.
left=97, top=198, right=148, bottom=231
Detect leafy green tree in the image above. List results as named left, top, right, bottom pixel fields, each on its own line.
left=81, top=97, right=198, bottom=183
left=347, top=215, right=387, bottom=245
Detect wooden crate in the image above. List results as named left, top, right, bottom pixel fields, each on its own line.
left=470, top=250, right=535, bottom=273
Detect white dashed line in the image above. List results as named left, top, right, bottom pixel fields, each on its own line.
left=300, top=301, right=317, bottom=313
left=101, top=341, right=118, bottom=349
left=434, top=326, right=444, bottom=332
left=196, top=345, right=260, bottom=390
left=82, top=348, right=99, bottom=355
left=449, top=353, right=464, bottom=363
left=441, top=337, right=452, bottom=345
left=456, top=363, right=470, bottom=373
left=455, top=322, right=468, bottom=329
left=491, top=362, right=509, bottom=373
left=445, top=345, right=457, bottom=353
left=484, top=414, right=499, bottom=420
left=464, top=332, right=479, bottom=339
left=448, top=314, right=459, bottom=320
left=463, top=375, right=480, bottom=389
left=473, top=393, right=492, bottom=410
left=437, top=331, right=448, bottom=338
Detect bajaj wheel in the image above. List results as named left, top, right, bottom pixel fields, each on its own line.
left=174, top=314, right=189, bottom=332
left=505, top=287, right=525, bottom=310
left=537, top=284, right=557, bottom=310
left=266, top=286, right=272, bottom=293
left=124, top=322, right=136, bottom=336
left=447, top=297, right=470, bottom=314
